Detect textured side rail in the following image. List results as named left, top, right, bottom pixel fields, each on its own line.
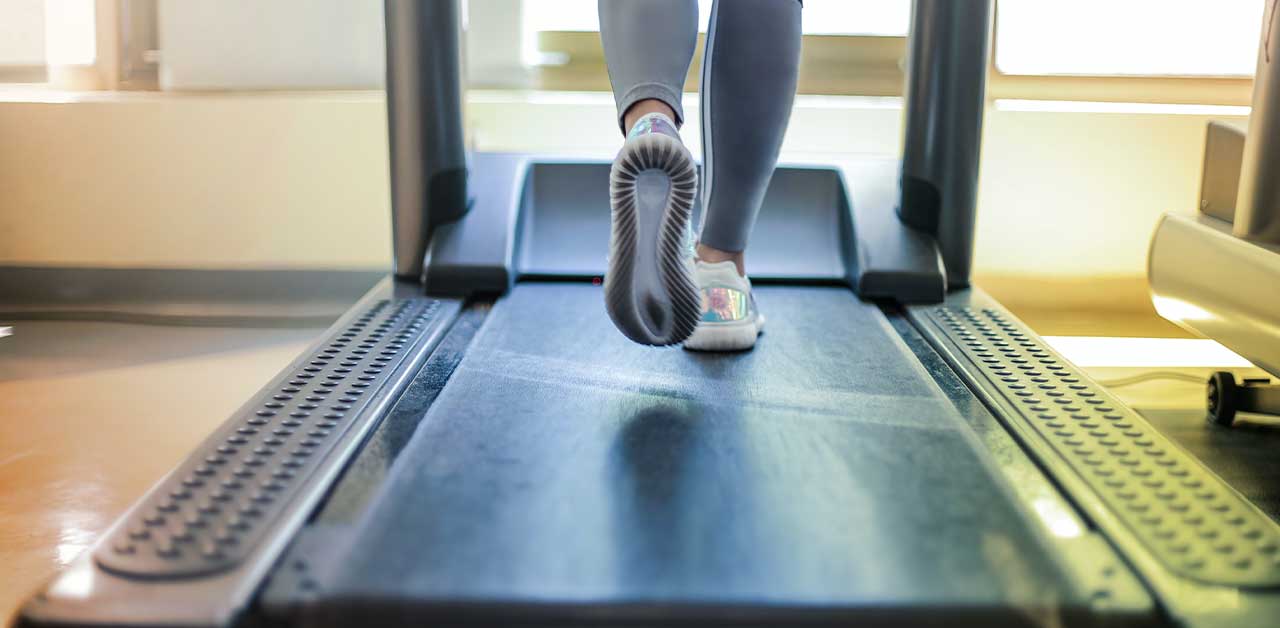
left=913, top=301, right=1280, bottom=588
left=95, top=298, right=443, bottom=578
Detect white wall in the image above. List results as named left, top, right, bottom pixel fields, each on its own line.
left=0, top=92, right=390, bottom=269
left=976, top=104, right=1225, bottom=279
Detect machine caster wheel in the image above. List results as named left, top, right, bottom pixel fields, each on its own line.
left=1206, top=371, right=1238, bottom=426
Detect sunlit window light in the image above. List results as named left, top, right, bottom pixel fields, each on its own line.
left=994, top=100, right=1252, bottom=116
left=0, top=0, right=45, bottom=65
left=43, top=0, right=96, bottom=66
left=997, top=0, right=1266, bottom=76
left=1043, top=336, right=1253, bottom=369
left=521, top=0, right=910, bottom=38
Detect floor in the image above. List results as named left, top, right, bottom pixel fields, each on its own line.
left=1, top=306, right=1276, bottom=625
left=0, top=320, right=321, bottom=624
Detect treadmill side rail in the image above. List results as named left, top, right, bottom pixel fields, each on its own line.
left=909, top=291, right=1280, bottom=626
left=19, top=279, right=462, bottom=628
left=422, top=152, right=528, bottom=297
left=844, top=159, right=947, bottom=303
left=899, top=0, right=994, bottom=289
left=385, top=0, right=470, bottom=280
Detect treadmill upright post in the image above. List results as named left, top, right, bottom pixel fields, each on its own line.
left=898, top=0, right=994, bottom=289
left=385, top=0, right=470, bottom=280
left=1234, top=1, right=1280, bottom=243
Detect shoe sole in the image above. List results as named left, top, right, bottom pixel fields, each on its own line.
left=604, top=133, right=700, bottom=346
left=683, top=314, right=766, bottom=352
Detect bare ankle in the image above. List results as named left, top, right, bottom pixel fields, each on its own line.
left=696, top=243, right=746, bottom=276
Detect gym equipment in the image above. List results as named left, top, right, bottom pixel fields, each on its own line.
left=19, top=1, right=1280, bottom=627
left=1149, top=9, right=1280, bottom=428
left=1207, top=372, right=1280, bottom=427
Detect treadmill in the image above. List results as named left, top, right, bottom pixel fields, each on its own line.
left=19, top=1, right=1280, bottom=626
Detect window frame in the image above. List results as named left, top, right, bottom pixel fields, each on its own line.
left=0, top=0, right=158, bottom=89
left=523, top=1, right=1257, bottom=107
left=3, top=0, right=1259, bottom=105
left=0, top=64, right=47, bottom=83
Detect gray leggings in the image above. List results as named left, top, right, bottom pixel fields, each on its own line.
left=599, top=0, right=802, bottom=253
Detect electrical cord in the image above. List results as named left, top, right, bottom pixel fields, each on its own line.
left=1096, top=371, right=1210, bottom=388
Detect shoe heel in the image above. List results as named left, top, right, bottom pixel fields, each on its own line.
left=604, top=134, right=700, bottom=346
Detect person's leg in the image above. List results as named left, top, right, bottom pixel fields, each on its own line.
left=599, top=0, right=703, bottom=346
left=599, top=0, right=699, bottom=133
left=684, top=0, right=801, bottom=351
left=696, top=0, right=802, bottom=275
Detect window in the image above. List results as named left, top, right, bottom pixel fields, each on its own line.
left=801, top=0, right=910, bottom=36
left=0, top=0, right=159, bottom=88
left=518, top=0, right=911, bottom=97
left=522, top=0, right=910, bottom=36
left=2, top=0, right=1268, bottom=104
left=522, top=0, right=1266, bottom=105
left=996, top=0, right=1266, bottom=76
left=0, top=0, right=47, bottom=82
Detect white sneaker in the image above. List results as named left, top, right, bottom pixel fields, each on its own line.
left=682, top=260, right=765, bottom=352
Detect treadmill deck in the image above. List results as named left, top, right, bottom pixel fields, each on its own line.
left=300, top=283, right=1082, bottom=624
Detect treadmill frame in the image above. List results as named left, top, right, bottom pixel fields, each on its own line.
left=18, top=1, right=1280, bottom=626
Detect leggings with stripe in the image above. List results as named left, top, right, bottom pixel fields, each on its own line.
left=598, top=0, right=802, bottom=253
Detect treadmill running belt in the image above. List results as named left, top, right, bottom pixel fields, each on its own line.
left=305, top=284, right=1082, bottom=625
